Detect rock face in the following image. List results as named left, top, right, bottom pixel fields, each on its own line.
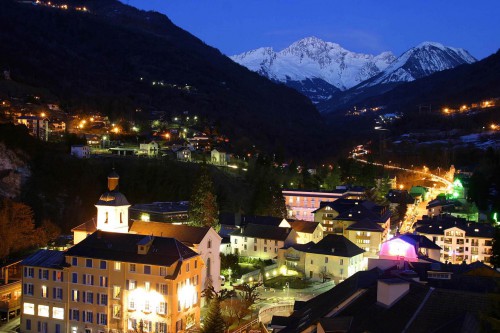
left=0, top=143, right=31, bottom=199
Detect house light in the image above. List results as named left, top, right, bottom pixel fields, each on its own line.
left=128, top=288, right=165, bottom=312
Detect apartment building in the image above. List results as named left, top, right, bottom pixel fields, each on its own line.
left=21, top=231, right=202, bottom=333
left=415, top=215, right=495, bottom=265
left=283, top=186, right=364, bottom=221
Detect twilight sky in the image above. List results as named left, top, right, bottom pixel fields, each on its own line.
left=126, top=0, right=500, bottom=60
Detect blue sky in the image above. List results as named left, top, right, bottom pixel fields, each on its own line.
left=126, top=0, right=500, bottom=59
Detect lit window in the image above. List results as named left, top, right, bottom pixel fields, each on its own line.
left=129, top=298, right=135, bottom=310
left=130, top=264, right=136, bottom=272
left=159, top=284, right=168, bottom=295
left=38, top=305, right=49, bottom=317
left=113, top=286, right=121, bottom=299
left=23, top=302, right=35, bottom=315
left=140, top=213, right=150, bottom=222
left=145, top=281, right=151, bottom=291
left=129, top=280, right=136, bottom=290
left=160, top=267, right=166, bottom=276
left=112, top=305, right=121, bottom=319
left=41, top=285, right=48, bottom=298
left=144, top=300, right=151, bottom=313
left=53, top=307, right=64, bottom=320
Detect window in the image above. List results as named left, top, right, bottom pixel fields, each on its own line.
left=114, top=262, right=121, bottom=271
left=55, top=324, right=61, bottom=333
left=264, top=247, right=267, bottom=252
left=275, top=240, right=278, bottom=246
left=275, top=248, right=278, bottom=253
left=100, top=261, right=107, bottom=269
left=157, top=322, right=167, bottom=333
left=97, top=313, right=107, bottom=326
left=113, top=286, right=121, bottom=299
left=157, top=301, right=166, bottom=314
left=23, top=302, right=35, bottom=315
left=129, top=298, right=136, bottom=310
left=254, top=245, right=257, bottom=251
left=71, top=290, right=79, bottom=302
left=86, top=259, right=93, bottom=268
left=54, top=271, right=63, bottom=282
left=143, top=320, right=152, bottom=332
left=53, top=307, right=64, bottom=320
left=26, top=319, right=31, bottom=330
left=340, top=268, right=344, bottom=276
left=41, top=285, right=48, bottom=298
left=83, top=274, right=94, bottom=285
left=208, top=239, right=212, bottom=248
left=244, top=237, right=247, bottom=242
left=234, top=239, right=238, bottom=245
left=194, top=260, right=198, bottom=269
left=128, top=280, right=136, bottom=290
left=39, top=269, right=49, bottom=280
left=144, top=300, right=151, bottom=313
left=244, top=244, right=247, bottom=250
left=186, top=263, right=190, bottom=273
left=25, top=267, right=34, bottom=278
left=112, top=305, right=121, bottom=319
left=310, top=260, right=313, bottom=265
left=325, top=257, right=329, bottom=263
left=99, top=276, right=108, bottom=287
left=99, top=294, right=108, bottom=306
left=71, top=257, right=78, bottom=266
left=105, top=211, right=108, bottom=223
left=340, top=259, right=344, bottom=265
left=84, top=291, right=94, bottom=304
left=160, top=267, right=166, bottom=276
left=72, top=273, right=78, bottom=284
left=84, top=311, right=93, bottom=323
left=128, top=319, right=137, bottom=331
left=130, top=264, right=136, bottom=272
left=53, top=287, right=63, bottom=300
left=38, top=305, right=49, bottom=317
left=23, top=283, right=34, bottom=296
left=145, top=281, right=151, bottom=291
left=264, top=239, right=267, bottom=245
left=159, top=284, right=168, bottom=295
left=70, top=309, right=79, bottom=321
left=144, top=265, right=151, bottom=274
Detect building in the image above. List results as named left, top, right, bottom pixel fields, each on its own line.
left=129, top=201, right=189, bottom=224
left=17, top=115, right=49, bottom=141
left=20, top=250, right=67, bottom=333
left=288, top=220, right=324, bottom=244
left=278, top=234, right=365, bottom=282
left=378, top=234, right=442, bottom=262
left=229, top=224, right=297, bottom=260
left=409, top=186, right=429, bottom=202
left=0, top=261, right=22, bottom=322
left=70, top=145, right=90, bottom=159
left=129, top=221, right=222, bottom=292
left=414, top=215, right=495, bottom=265
left=21, top=232, right=202, bottom=333
left=282, top=186, right=365, bottom=221
left=188, top=136, right=210, bottom=151
left=176, top=148, right=191, bottom=162
left=426, top=199, right=478, bottom=222
left=139, top=141, right=159, bottom=157
left=210, top=149, right=227, bottom=166
left=313, top=199, right=391, bottom=257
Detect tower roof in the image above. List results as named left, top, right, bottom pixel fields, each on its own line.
left=96, top=190, right=130, bottom=206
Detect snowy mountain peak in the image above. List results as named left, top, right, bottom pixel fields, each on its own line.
left=359, top=41, right=476, bottom=88
left=231, top=37, right=395, bottom=92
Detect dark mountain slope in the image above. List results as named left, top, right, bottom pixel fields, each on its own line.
left=0, top=0, right=326, bottom=159
left=353, top=49, right=500, bottom=113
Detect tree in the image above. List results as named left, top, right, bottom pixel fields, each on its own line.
left=202, top=298, right=226, bottom=333
left=189, top=164, right=219, bottom=228
left=319, top=267, right=332, bottom=283
left=323, top=165, right=341, bottom=190
left=235, top=282, right=262, bottom=307
left=252, top=181, right=286, bottom=218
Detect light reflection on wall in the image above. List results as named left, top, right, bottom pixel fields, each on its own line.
left=380, top=238, right=418, bottom=260
left=128, top=288, right=164, bottom=312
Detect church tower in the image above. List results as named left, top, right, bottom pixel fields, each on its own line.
left=95, top=170, right=130, bottom=233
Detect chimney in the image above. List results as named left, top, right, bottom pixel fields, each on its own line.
left=377, top=278, right=410, bottom=308
left=108, top=170, right=119, bottom=191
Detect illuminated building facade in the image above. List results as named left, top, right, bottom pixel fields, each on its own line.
left=415, top=216, right=495, bottom=265
left=283, top=187, right=365, bottom=221
left=21, top=232, right=202, bottom=333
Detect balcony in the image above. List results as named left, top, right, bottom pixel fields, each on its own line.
left=284, top=254, right=300, bottom=261
left=482, top=249, right=493, bottom=255
left=356, top=235, right=371, bottom=240
left=443, top=238, right=453, bottom=244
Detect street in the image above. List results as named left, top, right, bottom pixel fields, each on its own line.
left=0, top=318, right=19, bottom=333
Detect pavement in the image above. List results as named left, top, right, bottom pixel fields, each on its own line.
left=0, top=318, right=19, bottom=333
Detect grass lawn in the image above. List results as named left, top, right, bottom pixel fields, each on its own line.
left=264, top=276, right=311, bottom=289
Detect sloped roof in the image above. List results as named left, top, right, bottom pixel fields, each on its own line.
left=96, top=190, right=130, bottom=206
left=289, top=220, right=320, bottom=234
left=304, top=234, right=364, bottom=257
left=399, top=234, right=442, bottom=250
left=21, top=250, right=66, bottom=269
left=66, top=231, right=198, bottom=267
left=414, top=215, right=494, bottom=238
left=129, top=221, right=214, bottom=246
left=229, top=224, right=292, bottom=241
left=318, top=317, right=353, bottom=332
left=71, top=218, right=97, bottom=233
left=345, top=218, right=384, bottom=232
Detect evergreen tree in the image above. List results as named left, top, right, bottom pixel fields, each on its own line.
left=201, top=298, right=226, bottom=333
left=189, top=164, right=219, bottom=228
left=324, top=165, right=341, bottom=190
left=252, top=181, right=286, bottom=218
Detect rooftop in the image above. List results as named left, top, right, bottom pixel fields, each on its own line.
left=66, top=231, right=198, bottom=266
left=21, top=250, right=66, bottom=269
left=130, top=201, right=189, bottom=214
left=129, top=221, right=216, bottom=246
left=229, top=223, right=292, bottom=241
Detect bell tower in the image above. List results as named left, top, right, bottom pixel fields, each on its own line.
left=95, top=170, right=130, bottom=233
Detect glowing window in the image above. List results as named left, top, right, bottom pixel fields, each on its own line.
left=53, top=307, right=64, bottom=320
left=23, top=302, right=35, bottom=315
left=140, top=213, right=150, bottom=222
left=41, top=285, right=48, bottom=298
left=38, top=305, right=49, bottom=317
left=114, top=262, right=121, bottom=271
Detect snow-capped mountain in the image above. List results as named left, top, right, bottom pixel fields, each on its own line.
left=356, top=41, right=476, bottom=88
left=232, top=37, right=476, bottom=107
left=231, top=37, right=395, bottom=103
left=318, top=41, right=477, bottom=114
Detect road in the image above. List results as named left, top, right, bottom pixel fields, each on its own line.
left=0, top=318, right=19, bottom=333
left=354, top=157, right=452, bottom=233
